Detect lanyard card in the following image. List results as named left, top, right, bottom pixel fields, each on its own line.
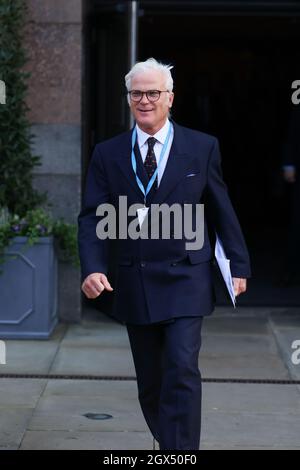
left=137, top=206, right=149, bottom=229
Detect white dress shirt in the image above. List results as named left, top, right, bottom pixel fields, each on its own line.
left=136, top=119, right=174, bottom=186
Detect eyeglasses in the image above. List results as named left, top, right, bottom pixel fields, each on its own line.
left=128, top=90, right=170, bottom=103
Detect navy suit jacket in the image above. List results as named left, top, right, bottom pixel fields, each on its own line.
left=78, top=120, right=251, bottom=324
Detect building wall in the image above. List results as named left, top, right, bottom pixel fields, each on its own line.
left=24, top=0, right=83, bottom=322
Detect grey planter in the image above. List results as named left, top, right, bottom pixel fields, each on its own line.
left=0, top=236, right=58, bottom=339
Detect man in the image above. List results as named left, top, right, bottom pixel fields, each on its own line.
left=78, top=58, right=251, bottom=450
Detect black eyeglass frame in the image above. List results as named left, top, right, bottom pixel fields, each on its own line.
left=128, top=90, right=170, bottom=102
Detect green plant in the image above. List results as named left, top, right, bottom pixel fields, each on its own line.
left=0, top=0, right=79, bottom=272
left=0, top=207, right=79, bottom=268
left=0, top=1, right=79, bottom=271
left=0, top=0, right=46, bottom=215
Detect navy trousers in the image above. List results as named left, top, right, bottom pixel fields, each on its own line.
left=126, top=316, right=203, bottom=450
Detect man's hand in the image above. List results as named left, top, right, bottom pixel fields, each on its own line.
left=81, top=273, right=113, bottom=299
left=283, top=167, right=296, bottom=183
left=233, top=277, right=247, bottom=297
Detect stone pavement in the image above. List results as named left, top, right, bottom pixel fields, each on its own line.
left=0, top=306, right=300, bottom=450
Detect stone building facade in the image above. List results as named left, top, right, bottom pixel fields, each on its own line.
left=22, top=1, right=300, bottom=321
left=24, top=0, right=83, bottom=322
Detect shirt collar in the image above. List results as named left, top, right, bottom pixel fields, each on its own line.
left=136, top=119, right=170, bottom=147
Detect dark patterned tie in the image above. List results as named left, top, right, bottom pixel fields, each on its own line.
left=144, top=137, right=157, bottom=190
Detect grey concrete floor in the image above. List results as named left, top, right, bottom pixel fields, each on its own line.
left=0, top=306, right=300, bottom=450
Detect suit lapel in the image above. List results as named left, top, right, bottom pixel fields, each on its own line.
left=150, top=121, right=195, bottom=205
left=115, top=120, right=195, bottom=205
left=115, top=132, right=145, bottom=202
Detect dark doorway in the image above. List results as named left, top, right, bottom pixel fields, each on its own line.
left=138, top=9, right=300, bottom=305
left=83, top=1, right=300, bottom=308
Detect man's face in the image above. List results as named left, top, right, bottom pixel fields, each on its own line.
left=129, top=70, right=174, bottom=134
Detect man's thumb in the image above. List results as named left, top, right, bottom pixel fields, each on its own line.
left=100, top=274, right=113, bottom=291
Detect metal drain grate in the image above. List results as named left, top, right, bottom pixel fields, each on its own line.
left=0, top=373, right=299, bottom=385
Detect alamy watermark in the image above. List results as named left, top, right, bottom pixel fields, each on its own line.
left=0, top=341, right=6, bottom=365
left=291, top=80, right=300, bottom=105
left=0, top=80, right=6, bottom=104
left=95, top=196, right=204, bottom=250
left=291, top=340, right=300, bottom=366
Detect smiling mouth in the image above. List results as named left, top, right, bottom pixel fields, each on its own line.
left=138, top=109, right=154, bottom=113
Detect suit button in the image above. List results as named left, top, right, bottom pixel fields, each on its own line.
left=140, top=262, right=146, bottom=268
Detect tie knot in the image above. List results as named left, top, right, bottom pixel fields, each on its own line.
left=147, top=137, right=156, bottom=151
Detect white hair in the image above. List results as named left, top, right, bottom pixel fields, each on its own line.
left=125, top=57, right=174, bottom=93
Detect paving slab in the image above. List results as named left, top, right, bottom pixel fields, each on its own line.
left=2, top=306, right=300, bottom=450
left=49, top=345, right=135, bottom=377
left=60, top=320, right=129, bottom=348
left=201, top=410, right=300, bottom=449
left=0, top=379, right=46, bottom=407
left=26, top=380, right=146, bottom=432
left=0, top=379, right=47, bottom=449
left=269, top=315, right=300, bottom=381
left=2, top=324, right=67, bottom=374
left=269, top=308, right=300, bottom=322
left=202, top=383, right=300, bottom=414
left=202, top=315, right=269, bottom=336
left=41, top=378, right=136, bottom=399
left=201, top=333, right=280, bottom=356
left=48, top=320, right=135, bottom=376
left=200, top=354, right=289, bottom=380
left=20, top=430, right=153, bottom=450
left=0, top=408, right=36, bottom=449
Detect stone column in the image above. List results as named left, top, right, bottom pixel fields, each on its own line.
left=24, top=0, right=83, bottom=322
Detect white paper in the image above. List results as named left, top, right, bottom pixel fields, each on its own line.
left=215, top=234, right=236, bottom=307
left=137, top=207, right=149, bottom=229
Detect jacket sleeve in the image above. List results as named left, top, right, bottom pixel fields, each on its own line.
left=77, top=144, right=110, bottom=282
left=204, top=138, right=251, bottom=278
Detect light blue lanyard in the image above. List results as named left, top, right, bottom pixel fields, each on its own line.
left=131, top=121, right=173, bottom=206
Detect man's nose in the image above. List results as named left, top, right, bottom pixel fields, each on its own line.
left=140, top=93, right=150, bottom=104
